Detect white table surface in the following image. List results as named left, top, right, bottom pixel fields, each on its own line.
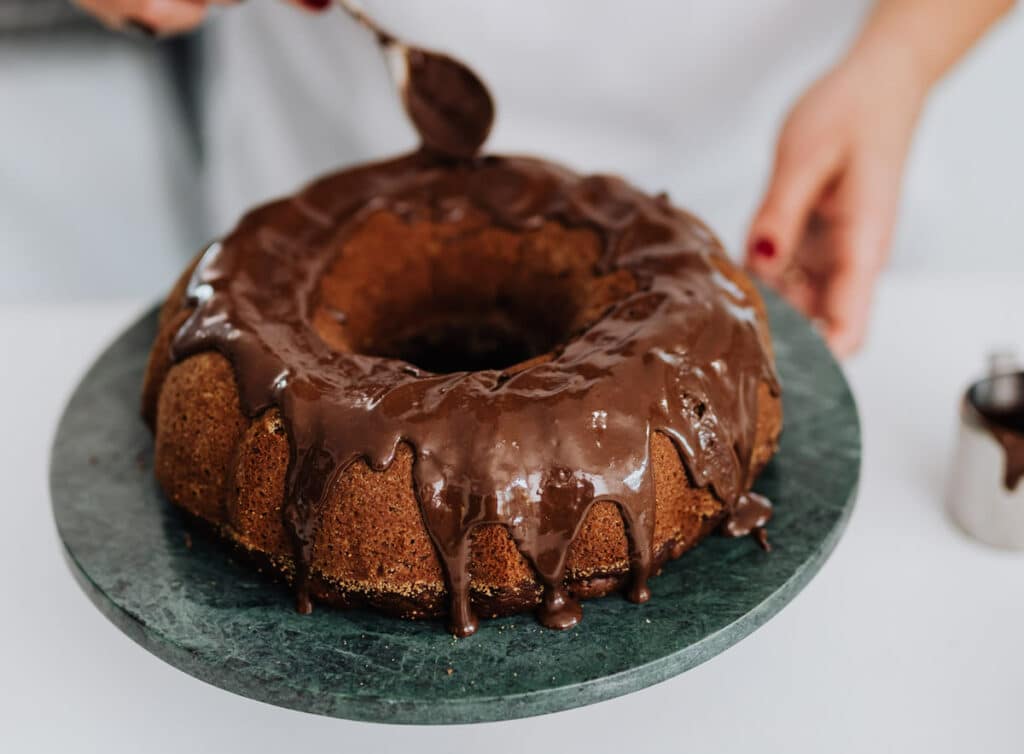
left=3, top=271, right=1022, bottom=753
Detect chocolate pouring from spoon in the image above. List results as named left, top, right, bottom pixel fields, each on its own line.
left=334, top=0, right=495, bottom=159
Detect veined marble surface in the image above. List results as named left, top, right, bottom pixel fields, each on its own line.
left=48, top=290, right=859, bottom=724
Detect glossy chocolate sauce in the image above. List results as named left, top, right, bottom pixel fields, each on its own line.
left=342, top=3, right=493, bottom=159
left=168, top=40, right=778, bottom=636
left=719, top=492, right=774, bottom=552
left=402, top=48, right=494, bottom=159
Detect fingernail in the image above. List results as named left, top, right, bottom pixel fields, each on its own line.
left=300, top=0, right=332, bottom=10
left=751, top=237, right=776, bottom=259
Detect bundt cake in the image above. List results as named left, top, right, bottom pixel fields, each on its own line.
left=142, top=24, right=780, bottom=635
left=141, top=150, right=782, bottom=636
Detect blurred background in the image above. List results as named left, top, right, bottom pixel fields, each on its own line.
left=3, top=0, right=1022, bottom=304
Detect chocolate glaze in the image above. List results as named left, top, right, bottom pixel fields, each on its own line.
left=170, top=151, right=779, bottom=635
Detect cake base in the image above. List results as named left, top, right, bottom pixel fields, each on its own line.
left=51, top=291, right=859, bottom=725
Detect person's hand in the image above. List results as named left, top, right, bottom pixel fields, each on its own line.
left=73, top=0, right=332, bottom=36
left=746, top=48, right=928, bottom=357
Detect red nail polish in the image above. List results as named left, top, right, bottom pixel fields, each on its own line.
left=301, top=0, right=331, bottom=9
left=752, top=238, right=776, bottom=259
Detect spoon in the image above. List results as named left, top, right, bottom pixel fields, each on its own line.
left=334, top=0, right=495, bottom=159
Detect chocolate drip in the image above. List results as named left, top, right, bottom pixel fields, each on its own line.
left=977, top=407, right=1024, bottom=491
left=170, top=151, right=778, bottom=635
left=719, top=492, right=774, bottom=552
left=967, top=372, right=1024, bottom=492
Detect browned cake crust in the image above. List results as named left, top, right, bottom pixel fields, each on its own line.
left=142, top=206, right=782, bottom=624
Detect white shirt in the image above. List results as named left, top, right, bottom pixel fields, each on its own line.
left=201, top=0, right=873, bottom=256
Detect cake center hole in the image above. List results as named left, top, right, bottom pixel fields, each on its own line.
left=384, top=313, right=546, bottom=373
left=313, top=211, right=618, bottom=374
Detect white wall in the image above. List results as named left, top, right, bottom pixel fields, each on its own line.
left=893, top=9, right=1024, bottom=276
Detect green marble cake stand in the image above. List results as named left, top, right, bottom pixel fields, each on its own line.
left=51, top=291, right=860, bottom=725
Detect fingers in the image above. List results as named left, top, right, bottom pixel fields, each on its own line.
left=768, top=210, right=877, bottom=357
left=74, top=0, right=212, bottom=35
left=133, top=0, right=208, bottom=34
left=746, top=120, right=842, bottom=283
left=773, top=264, right=819, bottom=317
left=819, top=246, right=877, bottom=356
left=289, top=0, right=333, bottom=10
left=73, top=0, right=331, bottom=37
left=817, top=158, right=899, bottom=356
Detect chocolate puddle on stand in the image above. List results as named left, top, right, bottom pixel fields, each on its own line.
left=168, top=17, right=778, bottom=636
